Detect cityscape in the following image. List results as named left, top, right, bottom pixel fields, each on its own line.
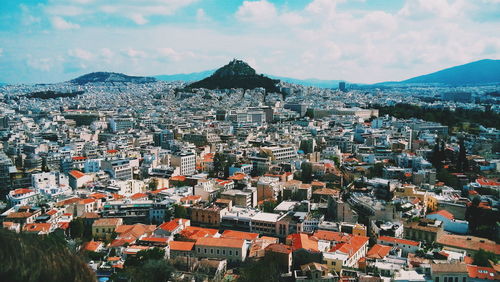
left=0, top=1, right=499, bottom=282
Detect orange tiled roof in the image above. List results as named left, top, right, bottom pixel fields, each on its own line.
left=330, top=235, right=369, bottom=258
left=69, top=170, right=86, bottom=179
left=287, top=233, right=318, bottom=252
left=366, top=244, right=392, bottom=259
left=195, top=237, right=244, bottom=249
left=11, top=188, right=34, bottom=196
left=428, top=210, right=454, bottom=220
left=170, top=175, right=186, bottom=182
left=89, top=193, right=107, bottom=200
left=229, top=173, right=246, bottom=181
left=379, top=236, right=420, bottom=247
left=170, top=241, right=195, bottom=251
left=467, top=265, right=499, bottom=280
left=437, top=234, right=500, bottom=254
left=180, top=226, right=218, bottom=240
left=139, top=237, right=168, bottom=244
left=78, top=198, right=95, bottom=205
left=72, top=156, right=87, bottom=161
left=130, top=193, right=148, bottom=200
left=313, top=230, right=350, bottom=242
left=158, top=218, right=187, bottom=232
left=82, top=241, right=103, bottom=252
left=22, top=223, right=51, bottom=233
left=115, top=224, right=156, bottom=240
left=221, top=230, right=259, bottom=241
left=265, top=243, right=293, bottom=254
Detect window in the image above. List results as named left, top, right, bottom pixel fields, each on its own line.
left=217, top=250, right=220, bottom=255
left=211, top=249, right=213, bottom=254
left=235, top=251, right=239, bottom=256
left=229, top=250, right=232, bottom=256
left=204, top=249, right=207, bottom=254
left=223, top=250, right=226, bottom=255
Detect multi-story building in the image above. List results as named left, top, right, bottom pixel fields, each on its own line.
left=260, top=146, right=297, bottom=163
left=404, top=219, right=443, bottom=243
left=92, top=218, right=123, bottom=240
left=195, top=237, right=248, bottom=263
left=101, top=159, right=133, bottom=180
left=171, top=152, right=196, bottom=176
left=6, top=188, right=41, bottom=207
left=220, top=189, right=256, bottom=208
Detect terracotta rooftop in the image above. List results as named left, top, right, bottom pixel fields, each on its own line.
left=170, top=241, right=195, bottom=251
left=436, top=234, right=500, bottom=254
left=366, top=244, right=392, bottom=259
left=378, top=236, right=420, bottom=247
left=221, top=230, right=259, bottom=241
left=195, top=237, right=245, bottom=249
left=69, top=170, right=86, bottom=179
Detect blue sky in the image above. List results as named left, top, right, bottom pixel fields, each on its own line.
left=0, top=0, right=499, bottom=84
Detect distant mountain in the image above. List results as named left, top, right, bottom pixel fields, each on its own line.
left=189, top=60, right=280, bottom=92
left=398, top=59, right=500, bottom=85
left=70, top=72, right=156, bottom=84
left=155, top=70, right=342, bottom=88
left=154, top=70, right=215, bottom=82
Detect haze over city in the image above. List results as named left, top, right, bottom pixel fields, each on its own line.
left=1, top=0, right=499, bottom=84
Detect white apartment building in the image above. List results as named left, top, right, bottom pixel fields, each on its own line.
left=171, top=152, right=196, bottom=176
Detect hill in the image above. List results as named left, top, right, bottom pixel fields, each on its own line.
left=189, top=59, right=280, bottom=92
left=0, top=229, right=95, bottom=282
left=70, top=72, right=156, bottom=84
left=155, top=70, right=342, bottom=88
left=400, top=59, right=500, bottom=85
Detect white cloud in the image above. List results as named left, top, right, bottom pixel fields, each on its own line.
left=130, top=13, right=148, bottom=25
left=45, top=0, right=199, bottom=25
left=27, top=56, right=56, bottom=71
left=123, top=48, right=147, bottom=59
left=398, top=0, right=468, bottom=20
left=5, top=0, right=500, bottom=84
left=50, top=16, right=80, bottom=30
left=196, top=8, right=209, bottom=22
left=68, top=48, right=93, bottom=60
left=305, top=0, right=345, bottom=19
left=236, top=0, right=277, bottom=25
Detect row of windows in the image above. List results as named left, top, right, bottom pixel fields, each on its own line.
left=197, top=247, right=239, bottom=257
left=435, top=277, right=465, bottom=282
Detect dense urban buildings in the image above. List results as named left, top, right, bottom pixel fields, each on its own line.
left=0, top=59, right=499, bottom=281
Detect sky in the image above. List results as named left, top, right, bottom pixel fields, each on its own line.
left=0, top=0, right=499, bottom=84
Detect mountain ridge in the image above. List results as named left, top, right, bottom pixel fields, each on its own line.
left=377, top=59, right=500, bottom=86
left=70, top=72, right=156, bottom=84
left=188, top=59, right=280, bottom=92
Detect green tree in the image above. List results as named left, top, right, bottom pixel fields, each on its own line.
left=473, top=249, right=498, bottom=267
left=125, top=248, right=166, bottom=267
left=69, top=218, right=84, bottom=239
left=211, top=152, right=235, bottom=178
left=149, top=178, right=158, bottom=191
left=173, top=204, right=189, bottom=219
left=457, top=138, right=468, bottom=172
left=0, top=229, right=95, bottom=282
left=262, top=200, right=278, bottom=213
left=238, top=255, right=282, bottom=282
left=368, top=163, right=385, bottom=178
left=301, top=161, right=313, bottom=183
left=124, top=248, right=174, bottom=281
